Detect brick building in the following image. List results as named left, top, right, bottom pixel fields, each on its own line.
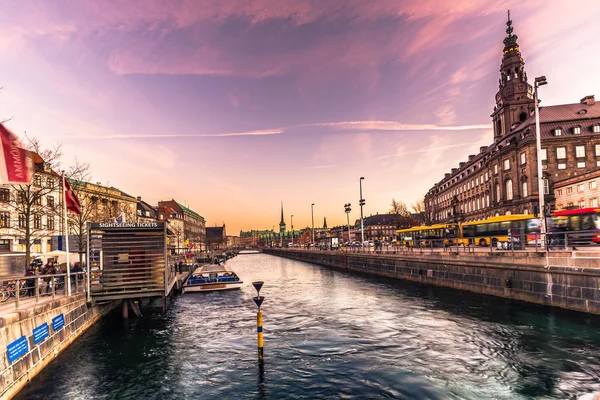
left=554, top=169, right=600, bottom=210
left=425, top=14, right=600, bottom=224
left=157, top=200, right=206, bottom=250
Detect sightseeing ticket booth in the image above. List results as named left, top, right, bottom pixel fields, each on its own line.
left=87, top=222, right=177, bottom=314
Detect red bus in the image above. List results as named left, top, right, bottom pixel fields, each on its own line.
left=551, top=208, right=600, bottom=245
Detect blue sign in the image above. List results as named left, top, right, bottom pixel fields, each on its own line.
left=33, top=323, right=49, bottom=344
left=7, top=336, right=28, bottom=363
left=52, top=314, right=65, bottom=332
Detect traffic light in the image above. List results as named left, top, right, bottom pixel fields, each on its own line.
left=533, top=205, right=539, bottom=218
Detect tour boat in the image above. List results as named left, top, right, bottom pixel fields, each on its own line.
left=182, top=263, right=243, bottom=293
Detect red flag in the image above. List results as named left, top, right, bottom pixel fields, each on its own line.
left=0, top=123, right=33, bottom=184
left=64, top=178, right=82, bottom=214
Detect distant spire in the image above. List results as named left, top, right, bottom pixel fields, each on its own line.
left=323, top=217, right=327, bottom=229
left=503, top=10, right=518, bottom=45
left=280, top=201, right=284, bottom=224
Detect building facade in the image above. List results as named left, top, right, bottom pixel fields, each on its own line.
left=425, top=14, right=600, bottom=224
left=554, top=169, right=600, bottom=210
left=157, top=200, right=206, bottom=250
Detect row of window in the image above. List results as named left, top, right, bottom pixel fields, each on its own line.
left=556, top=181, right=598, bottom=196
left=32, top=176, right=56, bottom=188
left=0, top=189, right=56, bottom=207
left=553, top=124, right=600, bottom=136
left=0, top=213, right=56, bottom=230
left=556, top=199, right=600, bottom=209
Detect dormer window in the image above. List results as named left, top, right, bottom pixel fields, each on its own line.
left=554, top=128, right=562, bottom=136
left=574, top=126, right=581, bottom=134
left=593, top=124, right=600, bottom=133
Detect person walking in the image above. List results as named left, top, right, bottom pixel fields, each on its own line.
left=42, top=260, right=56, bottom=294
left=25, top=264, right=37, bottom=297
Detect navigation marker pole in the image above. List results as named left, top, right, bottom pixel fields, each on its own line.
left=252, top=281, right=265, bottom=365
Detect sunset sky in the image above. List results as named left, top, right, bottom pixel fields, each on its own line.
left=1, top=1, right=600, bottom=234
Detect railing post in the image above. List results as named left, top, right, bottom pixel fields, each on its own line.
left=52, top=275, right=56, bottom=299
left=15, top=280, right=19, bottom=310
left=35, top=277, right=39, bottom=303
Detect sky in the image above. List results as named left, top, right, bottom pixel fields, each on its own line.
left=1, top=0, right=600, bottom=234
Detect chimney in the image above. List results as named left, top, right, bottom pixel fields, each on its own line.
left=581, top=95, right=595, bottom=106
left=451, top=168, right=458, bottom=174
left=480, top=146, right=488, bottom=153
left=468, top=154, right=475, bottom=161
left=137, top=196, right=141, bottom=201
left=445, top=173, right=451, bottom=178
left=459, top=162, right=466, bottom=169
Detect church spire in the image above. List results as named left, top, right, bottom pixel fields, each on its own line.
left=280, top=201, right=284, bottom=224
left=491, top=11, right=534, bottom=142
left=279, top=202, right=286, bottom=234
left=323, top=216, right=327, bottom=229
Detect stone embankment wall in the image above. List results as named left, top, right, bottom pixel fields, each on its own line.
left=0, top=294, right=118, bottom=399
left=265, top=249, right=600, bottom=315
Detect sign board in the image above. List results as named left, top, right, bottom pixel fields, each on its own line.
left=33, top=323, right=49, bottom=344
left=7, top=336, right=28, bottom=363
left=52, top=314, right=65, bottom=332
left=90, top=222, right=163, bottom=229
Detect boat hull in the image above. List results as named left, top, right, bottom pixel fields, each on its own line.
left=182, top=281, right=243, bottom=293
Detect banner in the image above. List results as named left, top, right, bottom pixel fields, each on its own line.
left=0, top=123, right=33, bottom=184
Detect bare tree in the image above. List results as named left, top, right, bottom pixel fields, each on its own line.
left=411, top=198, right=430, bottom=225
left=66, top=158, right=92, bottom=265
left=9, top=138, right=63, bottom=267
left=390, top=198, right=417, bottom=229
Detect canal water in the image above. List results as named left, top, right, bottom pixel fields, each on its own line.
left=16, top=254, right=600, bottom=399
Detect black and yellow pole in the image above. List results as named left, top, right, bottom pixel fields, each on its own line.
left=252, top=281, right=265, bottom=365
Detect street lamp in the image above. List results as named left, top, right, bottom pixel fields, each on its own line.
left=291, top=214, right=294, bottom=245
left=534, top=75, right=548, bottom=248
left=359, top=177, right=365, bottom=245
left=344, top=203, right=352, bottom=243
left=311, top=203, right=315, bottom=245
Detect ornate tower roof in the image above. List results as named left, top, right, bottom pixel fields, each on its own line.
left=323, top=217, right=327, bottom=229
left=279, top=202, right=286, bottom=233
left=491, top=10, right=534, bottom=141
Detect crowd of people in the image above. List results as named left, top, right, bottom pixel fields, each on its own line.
left=24, top=259, right=84, bottom=296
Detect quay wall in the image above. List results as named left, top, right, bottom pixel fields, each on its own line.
left=265, top=249, right=600, bottom=315
left=0, top=295, right=119, bottom=399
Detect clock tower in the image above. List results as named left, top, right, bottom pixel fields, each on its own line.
left=491, top=11, right=535, bottom=142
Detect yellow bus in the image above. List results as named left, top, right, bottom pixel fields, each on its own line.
left=397, top=224, right=459, bottom=248
left=459, top=214, right=537, bottom=247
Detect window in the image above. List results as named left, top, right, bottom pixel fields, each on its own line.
left=520, top=152, right=526, bottom=165
left=496, top=183, right=500, bottom=203
left=524, top=208, right=529, bottom=215
left=47, top=196, right=54, bottom=208
left=574, top=126, right=581, bottom=134
left=577, top=162, right=586, bottom=168
left=557, top=147, right=566, bottom=159
left=567, top=187, right=573, bottom=194
left=558, top=163, right=567, bottom=170
left=591, top=181, right=597, bottom=189
left=540, top=149, right=547, bottom=161
left=578, top=184, right=585, bottom=192
left=47, top=216, right=54, bottom=231
left=485, top=172, right=489, bottom=181
left=18, top=214, right=26, bottom=228
left=506, top=180, right=513, bottom=200
left=503, top=159, right=510, bottom=170
left=555, top=128, right=562, bottom=136
left=576, top=145, right=585, bottom=158
left=486, top=195, right=490, bottom=207
left=596, top=144, right=600, bottom=156
left=0, top=212, right=9, bottom=228
left=0, top=188, right=9, bottom=203
left=33, top=196, right=41, bottom=206
left=543, top=178, right=549, bottom=195
left=33, top=175, right=41, bottom=186
left=579, top=199, right=586, bottom=208
left=592, top=198, right=599, bottom=207
left=494, top=164, right=498, bottom=174
left=46, top=178, right=54, bottom=188
left=33, top=215, right=41, bottom=229
left=594, top=124, right=600, bottom=133
left=557, top=189, right=563, bottom=196
left=522, top=181, right=528, bottom=197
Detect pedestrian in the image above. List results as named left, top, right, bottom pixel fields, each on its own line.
left=71, top=262, right=82, bottom=286
left=25, top=264, right=36, bottom=297
left=178, top=260, right=183, bottom=274
left=42, top=260, right=56, bottom=294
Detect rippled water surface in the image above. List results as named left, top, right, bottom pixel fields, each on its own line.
left=16, top=254, right=600, bottom=399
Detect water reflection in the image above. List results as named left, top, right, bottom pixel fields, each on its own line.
left=16, top=254, right=600, bottom=399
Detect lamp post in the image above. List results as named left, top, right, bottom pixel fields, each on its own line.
left=344, top=203, right=352, bottom=243
left=534, top=76, right=548, bottom=248
left=359, top=177, right=365, bottom=245
left=311, top=203, right=315, bottom=245
left=291, top=214, right=294, bottom=245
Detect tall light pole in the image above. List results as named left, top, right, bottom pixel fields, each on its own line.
left=534, top=76, right=548, bottom=248
left=291, top=214, right=294, bottom=245
left=344, top=203, right=352, bottom=243
left=311, top=203, right=315, bottom=245
left=359, top=177, right=365, bottom=245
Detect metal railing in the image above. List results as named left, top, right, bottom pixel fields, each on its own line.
left=0, top=272, right=87, bottom=309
